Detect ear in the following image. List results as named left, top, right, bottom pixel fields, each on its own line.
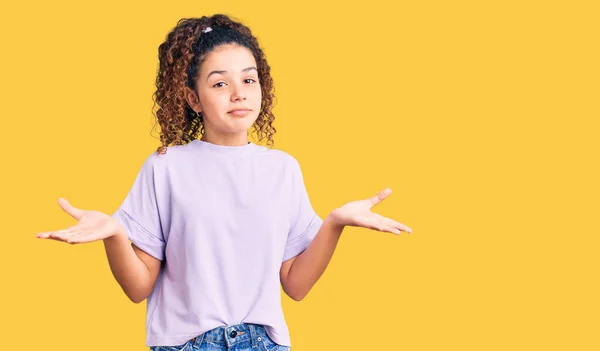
left=183, top=87, right=202, bottom=113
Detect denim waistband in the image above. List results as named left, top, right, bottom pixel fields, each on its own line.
left=190, top=323, right=268, bottom=349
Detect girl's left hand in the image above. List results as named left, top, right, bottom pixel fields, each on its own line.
left=329, top=188, right=412, bottom=235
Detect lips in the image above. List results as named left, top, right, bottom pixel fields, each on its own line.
left=228, top=109, right=252, bottom=117
left=228, top=109, right=251, bottom=113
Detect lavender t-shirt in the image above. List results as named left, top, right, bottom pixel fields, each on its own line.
left=111, top=139, right=322, bottom=347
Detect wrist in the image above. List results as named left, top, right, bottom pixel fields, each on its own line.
left=325, top=211, right=346, bottom=232
left=106, top=225, right=128, bottom=243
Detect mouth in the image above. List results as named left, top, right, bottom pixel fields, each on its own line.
left=228, top=109, right=252, bottom=117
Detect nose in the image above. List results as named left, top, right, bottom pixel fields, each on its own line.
left=230, top=82, right=247, bottom=101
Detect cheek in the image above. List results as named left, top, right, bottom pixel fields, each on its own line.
left=252, top=87, right=263, bottom=106
left=202, top=93, right=228, bottom=112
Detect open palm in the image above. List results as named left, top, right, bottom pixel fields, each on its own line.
left=330, top=188, right=412, bottom=235
left=36, top=198, right=123, bottom=244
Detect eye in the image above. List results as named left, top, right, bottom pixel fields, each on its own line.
left=244, top=78, right=257, bottom=84
left=213, top=81, right=226, bottom=88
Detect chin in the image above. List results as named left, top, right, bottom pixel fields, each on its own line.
left=239, top=115, right=259, bottom=126
left=229, top=121, right=257, bottom=132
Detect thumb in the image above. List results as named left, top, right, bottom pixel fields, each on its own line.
left=58, top=198, right=83, bottom=220
left=368, top=188, right=392, bottom=207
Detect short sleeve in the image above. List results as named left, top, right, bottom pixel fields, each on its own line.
left=282, top=158, right=323, bottom=262
left=111, top=153, right=166, bottom=261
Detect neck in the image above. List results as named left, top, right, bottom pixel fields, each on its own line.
left=200, top=131, right=249, bottom=146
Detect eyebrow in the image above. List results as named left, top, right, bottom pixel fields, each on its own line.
left=206, top=66, right=258, bottom=81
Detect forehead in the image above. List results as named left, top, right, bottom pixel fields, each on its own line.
left=200, top=44, right=257, bottom=74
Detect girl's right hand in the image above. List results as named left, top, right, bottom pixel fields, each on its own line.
left=36, top=198, right=125, bottom=244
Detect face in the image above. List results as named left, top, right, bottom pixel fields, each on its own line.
left=185, top=44, right=262, bottom=142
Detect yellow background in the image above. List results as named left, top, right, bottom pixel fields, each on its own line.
left=1, top=0, right=598, bottom=350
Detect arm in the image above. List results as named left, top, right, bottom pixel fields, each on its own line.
left=105, top=153, right=164, bottom=303
left=280, top=188, right=412, bottom=301
left=280, top=213, right=344, bottom=301
left=36, top=197, right=163, bottom=304
left=103, top=226, right=161, bottom=304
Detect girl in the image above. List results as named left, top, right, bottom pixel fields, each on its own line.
left=36, top=14, right=412, bottom=351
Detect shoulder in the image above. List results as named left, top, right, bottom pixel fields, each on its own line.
left=258, top=146, right=301, bottom=171
left=143, top=142, right=196, bottom=165
left=130, top=143, right=197, bottom=177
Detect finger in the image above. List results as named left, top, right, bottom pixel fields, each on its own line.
left=58, top=198, right=84, bottom=220
left=49, top=228, right=82, bottom=240
left=37, top=224, right=83, bottom=239
left=44, top=236, right=70, bottom=243
left=362, top=217, right=394, bottom=234
left=36, top=231, right=55, bottom=239
left=68, top=232, right=104, bottom=244
left=39, top=232, right=70, bottom=242
left=65, top=235, right=88, bottom=244
left=68, top=231, right=105, bottom=244
left=37, top=232, right=70, bottom=240
left=66, top=230, right=96, bottom=242
left=36, top=227, right=71, bottom=239
left=369, top=188, right=392, bottom=208
left=65, top=232, right=92, bottom=244
left=387, top=226, right=402, bottom=235
left=50, top=229, right=88, bottom=244
left=375, top=224, right=401, bottom=235
left=380, top=217, right=412, bottom=234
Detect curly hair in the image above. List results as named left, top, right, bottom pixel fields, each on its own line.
left=151, top=14, right=277, bottom=155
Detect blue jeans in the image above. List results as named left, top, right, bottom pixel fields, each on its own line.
left=150, top=323, right=291, bottom=351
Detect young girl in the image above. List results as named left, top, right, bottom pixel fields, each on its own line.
left=36, top=14, right=412, bottom=351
